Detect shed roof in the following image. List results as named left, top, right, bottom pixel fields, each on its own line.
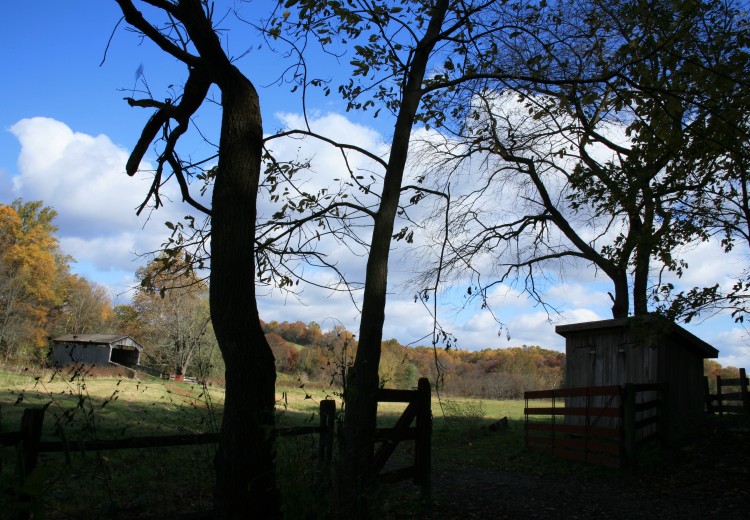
left=555, top=317, right=718, bottom=358
left=52, top=334, right=143, bottom=351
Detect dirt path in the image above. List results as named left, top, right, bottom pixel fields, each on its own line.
left=425, top=466, right=745, bottom=519
left=407, top=426, right=749, bottom=520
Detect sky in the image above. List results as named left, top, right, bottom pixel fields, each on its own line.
left=1, top=1, right=749, bottom=369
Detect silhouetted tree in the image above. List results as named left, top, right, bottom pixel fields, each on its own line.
left=113, top=1, right=279, bottom=517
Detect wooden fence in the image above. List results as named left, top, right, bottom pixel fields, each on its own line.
left=524, top=384, right=660, bottom=469
left=371, top=377, right=432, bottom=496
left=2, top=380, right=432, bottom=516
left=1, top=399, right=336, bottom=499
left=705, top=368, right=749, bottom=416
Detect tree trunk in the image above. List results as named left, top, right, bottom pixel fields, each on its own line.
left=632, top=197, right=654, bottom=317
left=632, top=246, right=650, bottom=316
left=112, top=2, right=279, bottom=516
left=611, top=269, right=630, bottom=319
left=341, top=1, right=448, bottom=514
left=210, top=68, right=280, bottom=519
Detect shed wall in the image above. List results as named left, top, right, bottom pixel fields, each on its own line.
left=52, top=343, right=111, bottom=366
left=565, top=329, right=657, bottom=388
left=657, top=338, right=706, bottom=431
left=560, top=319, right=715, bottom=440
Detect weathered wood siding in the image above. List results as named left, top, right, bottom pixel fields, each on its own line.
left=657, top=336, right=706, bottom=432
left=52, top=343, right=111, bottom=366
left=558, top=318, right=718, bottom=440
left=564, top=328, right=659, bottom=431
left=565, top=330, right=658, bottom=388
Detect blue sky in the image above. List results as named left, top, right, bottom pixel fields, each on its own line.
left=1, top=1, right=748, bottom=369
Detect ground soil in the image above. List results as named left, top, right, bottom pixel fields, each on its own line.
left=416, top=425, right=750, bottom=520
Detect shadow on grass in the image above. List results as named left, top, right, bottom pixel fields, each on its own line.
left=0, top=369, right=335, bottom=520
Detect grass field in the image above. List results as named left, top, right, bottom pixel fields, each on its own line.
left=0, top=366, right=565, bottom=519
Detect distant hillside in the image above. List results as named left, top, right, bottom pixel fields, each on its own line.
left=261, top=319, right=565, bottom=398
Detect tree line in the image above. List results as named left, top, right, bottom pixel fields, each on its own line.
left=263, top=319, right=565, bottom=398
left=0, top=200, right=112, bottom=362
left=0, top=199, right=223, bottom=376
left=1, top=201, right=739, bottom=398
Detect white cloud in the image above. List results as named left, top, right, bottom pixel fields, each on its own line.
left=7, top=115, right=749, bottom=370
left=558, top=307, right=605, bottom=325
left=699, top=322, right=750, bottom=368
left=545, top=282, right=611, bottom=313
left=10, top=117, right=179, bottom=235
left=8, top=117, right=195, bottom=286
left=262, top=112, right=387, bottom=208
left=666, top=239, right=746, bottom=291
left=60, top=234, right=144, bottom=273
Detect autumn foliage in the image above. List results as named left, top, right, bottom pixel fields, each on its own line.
left=1, top=199, right=738, bottom=398
left=0, top=200, right=113, bottom=363
left=261, top=319, right=566, bottom=398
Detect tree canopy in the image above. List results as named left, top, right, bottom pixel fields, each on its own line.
left=410, top=0, right=750, bottom=326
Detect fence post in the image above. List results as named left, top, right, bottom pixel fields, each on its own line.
left=703, top=376, right=713, bottom=414
left=319, top=399, right=336, bottom=467
left=659, top=383, right=668, bottom=445
left=19, top=407, right=46, bottom=477
left=414, top=377, right=432, bottom=500
left=622, top=384, right=635, bottom=469
left=716, top=375, right=724, bottom=416
left=740, top=368, right=749, bottom=415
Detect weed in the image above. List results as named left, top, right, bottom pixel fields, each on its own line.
left=441, top=398, right=487, bottom=432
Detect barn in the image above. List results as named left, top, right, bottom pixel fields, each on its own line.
left=51, top=334, right=144, bottom=368
left=556, top=316, right=719, bottom=436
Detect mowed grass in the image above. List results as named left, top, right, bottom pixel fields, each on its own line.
left=0, top=367, right=551, bottom=519
left=0, top=366, right=225, bottom=438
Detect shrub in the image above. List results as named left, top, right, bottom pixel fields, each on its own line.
left=441, top=398, right=487, bottom=431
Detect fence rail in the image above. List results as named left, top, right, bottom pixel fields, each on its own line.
left=1, top=400, right=336, bottom=482
left=3, top=380, right=433, bottom=518
left=524, top=384, right=660, bottom=469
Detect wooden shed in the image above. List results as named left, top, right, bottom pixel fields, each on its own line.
left=556, top=316, right=718, bottom=436
left=51, top=334, right=143, bottom=368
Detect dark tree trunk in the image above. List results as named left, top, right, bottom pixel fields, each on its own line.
left=632, top=246, right=650, bottom=316
left=113, top=2, right=280, bottom=517
left=632, top=196, right=654, bottom=317
left=611, top=269, right=630, bottom=319
left=341, top=1, right=448, bottom=513
left=210, top=69, right=280, bottom=519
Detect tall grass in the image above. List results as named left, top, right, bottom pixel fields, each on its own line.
left=1, top=366, right=537, bottom=518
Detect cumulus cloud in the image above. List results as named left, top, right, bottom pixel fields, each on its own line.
left=710, top=326, right=750, bottom=368
left=8, top=117, right=193, bottom=281
left=263, top=112, right=387, bottom=204
left=6, top=115, right=749, bottom=368
left=664, top=239, right=747, bottom=291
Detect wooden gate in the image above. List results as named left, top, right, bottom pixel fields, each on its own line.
left=524, top=384, right=660, bottom=468
left=371, top=377, right=431, bottom=495
left=705, top=368, right=749, bottom=416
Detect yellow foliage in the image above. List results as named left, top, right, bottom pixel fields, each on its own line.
left=0, top=201, right=65, bottom=353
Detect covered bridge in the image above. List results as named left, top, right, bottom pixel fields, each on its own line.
left=51, top=334, right=143, bottom=368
